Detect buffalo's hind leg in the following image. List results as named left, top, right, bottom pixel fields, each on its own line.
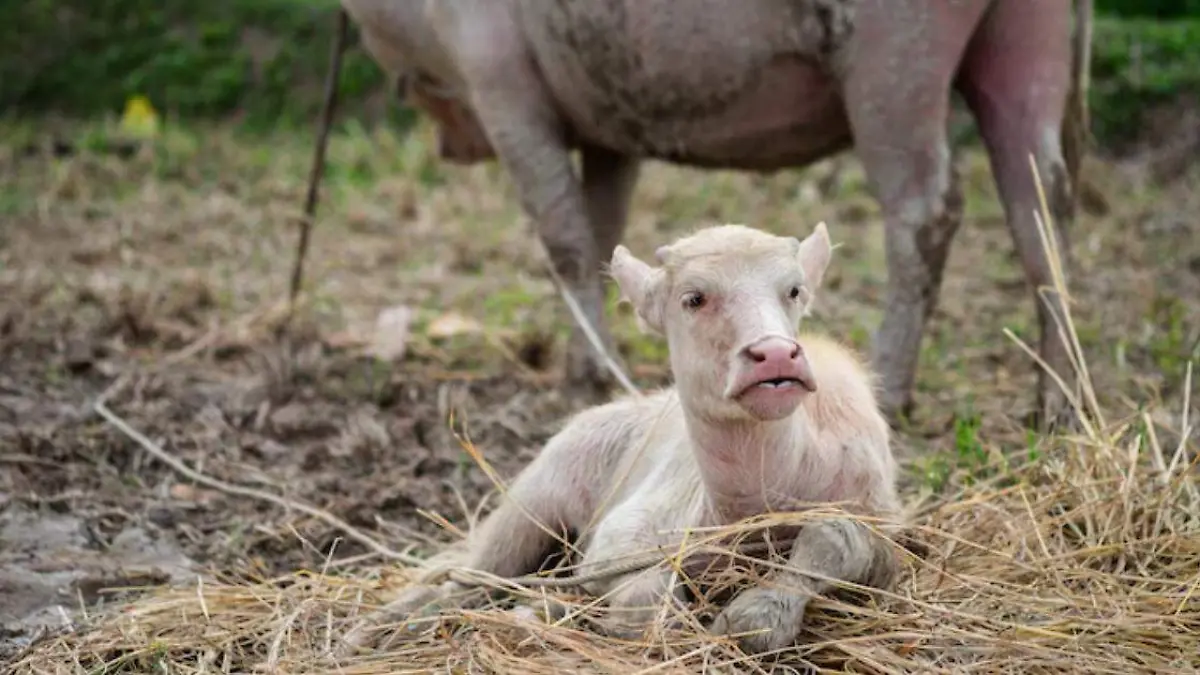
left=448, top=14, right=628, bottom=397
left=582, top=143, right=640, bottom=264
left=958, top=2, right=1081, bottom=432
left=574, top=143, right=640, bottom=392
left=842, top=0, right=988, bottom=425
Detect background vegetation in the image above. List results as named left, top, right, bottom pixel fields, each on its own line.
left=2, top=0, right=1199, bottom=151
left=0, top=0, right=409, bottom=131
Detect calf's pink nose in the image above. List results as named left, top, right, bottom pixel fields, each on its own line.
left=742, top=337, right=802, bottom=365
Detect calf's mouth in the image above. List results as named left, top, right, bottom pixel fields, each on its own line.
left=752, top=376, right=808, bottom=390
left=731, top=372, right=818, bottom=402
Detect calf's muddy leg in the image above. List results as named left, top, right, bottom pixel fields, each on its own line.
left=841, top=0, right=985, bottom=425
left=958, top=3, right=1079, bottom=432
left=711, top=518, right=898, bottom=654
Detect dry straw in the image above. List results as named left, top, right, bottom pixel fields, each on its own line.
left=9, top=160, right=1200, bottom=674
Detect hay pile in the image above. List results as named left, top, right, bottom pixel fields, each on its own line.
left=9, top=385, right=1200, bottom=674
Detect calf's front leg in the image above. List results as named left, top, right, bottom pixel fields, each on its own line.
left=710, top=518, right=898, bottom=654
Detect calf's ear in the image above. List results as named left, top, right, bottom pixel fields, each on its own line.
left=609, top=246, right=667, bottom=334
left=796, top=221, right=833, bottom=303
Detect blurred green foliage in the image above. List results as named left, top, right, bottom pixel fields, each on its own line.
left=0, top=0, right=414, bottom=130
left=1096, top=0, right=1200, bottom=18
left=1, top=0, right=1197, bottom=149
left=1090, top=17, right=1200, bottom=147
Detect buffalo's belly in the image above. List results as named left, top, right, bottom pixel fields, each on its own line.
left=550, top=53, right=850, bottom=170
left=523, top=0, right=853, bottom=169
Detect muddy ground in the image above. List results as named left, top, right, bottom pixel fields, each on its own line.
left=1, top=116, right=1197, bottom=665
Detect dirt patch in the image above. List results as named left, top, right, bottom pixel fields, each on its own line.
left=0, top=505, right=195, bottom=658
left=1133, top=95, right=1200, bottom=184
left=0, top=299, right=598, bottom=661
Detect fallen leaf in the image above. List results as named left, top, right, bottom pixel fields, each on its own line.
left=120, top=95, right=160, bottom=139
left=169, top=484, right=197, bottom=501
left=168, top=484, right=220, bottom=506
left=367, top=305, right=414, bottom=361
left=324, top=329, right=370, bottom=350
left=426, top=312, right=483, bottom=339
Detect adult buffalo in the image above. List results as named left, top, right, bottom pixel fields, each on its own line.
left=339, top=0, right=1094, bottom=430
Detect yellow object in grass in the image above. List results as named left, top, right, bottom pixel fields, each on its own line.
left=120, top=95, right=160, bottom=139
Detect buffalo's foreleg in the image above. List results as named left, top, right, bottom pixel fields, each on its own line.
left=959, top=2, right=1080, bottom=432
left=841, top=0, right=987, bottom=424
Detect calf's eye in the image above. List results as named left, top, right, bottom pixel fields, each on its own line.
left=788, top=286, right=802, bottom=301
left=682, top=292, right=707, bottom=311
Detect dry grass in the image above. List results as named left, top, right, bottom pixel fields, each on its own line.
left=2, top=115, right=1199, bottom=673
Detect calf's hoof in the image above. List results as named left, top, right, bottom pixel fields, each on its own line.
left=336, top=584, right=452, bottom=656
left=710, top=588, right=808, bottom=655
left=590, top=608, right=684, bottom=642
left=509, top=597, right=571, bottom=624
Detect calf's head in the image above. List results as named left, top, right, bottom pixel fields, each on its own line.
left=610, top=223, right=833, bottom=422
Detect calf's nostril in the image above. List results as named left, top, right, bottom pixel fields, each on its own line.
left=743, top=339, right=802, bottom=364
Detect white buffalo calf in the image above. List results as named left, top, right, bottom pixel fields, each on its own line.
left=349, top=222, right=903, bottom=654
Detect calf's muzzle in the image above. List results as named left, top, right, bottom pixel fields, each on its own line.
left=732, top=336, right=818, bottom=398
